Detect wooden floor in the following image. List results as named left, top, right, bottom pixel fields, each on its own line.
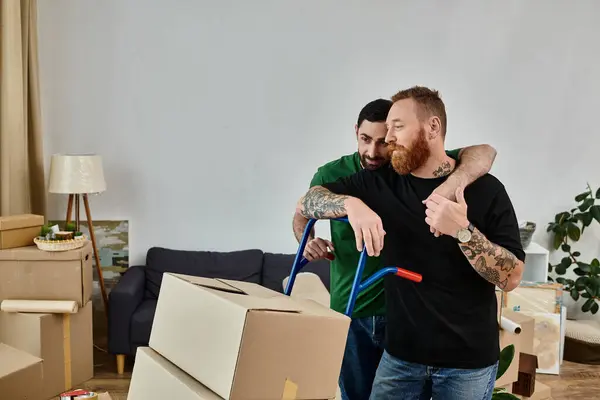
left=76, top=309, right=600, bottom=400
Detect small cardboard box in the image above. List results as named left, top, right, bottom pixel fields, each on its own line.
left=501, top=380, right=551, bottom=400
left=149, top=273, right=351, bottom=400
left=0, top=241, right=93, bottom=306
left=0, top=214, right=44, bottom=250
left=129, top=347, right=222, bottom=400
left=512, top=353, right=538, bottom=397
left=497, top=310, right=535, bottom=387
left=0, top=343, right=43, bottom=399
left=0, top=302, right=94, bottom=399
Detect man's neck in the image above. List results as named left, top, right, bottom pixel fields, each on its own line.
left=411, top=153, right=456, bottom=179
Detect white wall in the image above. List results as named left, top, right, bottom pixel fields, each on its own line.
left=37, top=0, right=600, bottom=279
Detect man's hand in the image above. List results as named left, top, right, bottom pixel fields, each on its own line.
left=303, top=237, right=335, bottom=261
left=425, top=181, right=459, bottom=237
left=423, top=187, right=469, bottom=238
left=346, top=198, right=385, bottom=257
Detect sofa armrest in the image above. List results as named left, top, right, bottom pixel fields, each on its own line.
left=108, top=265, right=146, bottom=355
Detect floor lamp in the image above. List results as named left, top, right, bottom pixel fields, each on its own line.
left=48, top=154, right=109, bottom=319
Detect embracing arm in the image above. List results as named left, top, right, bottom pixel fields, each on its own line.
left=459, top=228, right=524, bottom=291
left=454, top=144, right=497, bottom=185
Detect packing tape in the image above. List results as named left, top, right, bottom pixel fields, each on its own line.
left=63, top=313, right=72, bottom=389
left=281, top=378, right=298, bottom=400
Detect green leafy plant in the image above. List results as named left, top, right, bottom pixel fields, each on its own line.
left=492, top=344, right=519, bottom=399
left=65, top=222, right=77, bottom=232
left=40, top=224, right=53, bottom=237
left=547, top=184, right=600, bottom=315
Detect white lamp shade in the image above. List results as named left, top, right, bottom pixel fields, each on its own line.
left=48, top=154, right=107, bottom=194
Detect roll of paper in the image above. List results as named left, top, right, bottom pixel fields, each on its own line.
left=0, top=299, right=79, bottom=314
left=500, top=315, right=522, bottom=334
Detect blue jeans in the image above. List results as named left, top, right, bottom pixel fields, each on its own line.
left=339, top=316, right=386, bottom=400
left=369, top=350, right=498, bottom=400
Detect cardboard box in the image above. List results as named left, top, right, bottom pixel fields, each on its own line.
left=496, top=289, right=504, bottom=323
left=0, top=241, right=93, bottom=306
left=0, top=301, right=94, bottom=399
left=149, top=273, right=351, bottom=400
left=0, top=343, right=43, bottom=399
left=497, top=310, right=535, bottom=387
left=0, top=214, right=44, bottom=250
left=501, top=380, right=551, bottom=400
left=512, top=352, right=538, bottom=396
left=129, top=347, right=222, bottom=400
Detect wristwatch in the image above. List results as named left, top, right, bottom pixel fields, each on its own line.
left=457, top=222, right=475, bottom=243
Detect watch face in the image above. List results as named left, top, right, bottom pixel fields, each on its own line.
left=457, top=229, right=472, bottom=243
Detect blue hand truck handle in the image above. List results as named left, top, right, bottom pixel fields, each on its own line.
left=284, top=217, right=422, bottom=316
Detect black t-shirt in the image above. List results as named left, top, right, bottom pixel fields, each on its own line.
left=322, top=166, right=525, bottom=369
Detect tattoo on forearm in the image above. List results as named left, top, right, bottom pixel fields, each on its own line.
left=432, top=161, right=452, bottom=177
left=300, top=186, right=348, bottom=219
left=459, top=229, right=517, bottom=289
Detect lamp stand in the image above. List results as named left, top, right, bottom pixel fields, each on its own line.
left=65, top=193, right=109, bottom=319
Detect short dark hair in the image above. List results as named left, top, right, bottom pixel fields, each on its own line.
left=391, top=86, right=447, bottom=135
left=357, top=98, right=393, bottom=128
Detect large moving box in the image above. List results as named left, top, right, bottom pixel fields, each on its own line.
left=0, top=343, right=43, bottom=400
left=0, top=241, right=93, bottom=306
left=149, top=273, right=351, bottom=400
left=0, top=302, right=94, bottom=399
left=129, top=347, right=222, bottom=400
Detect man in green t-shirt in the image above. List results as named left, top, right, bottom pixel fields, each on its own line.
left=292, top=98, right=498, bottom=400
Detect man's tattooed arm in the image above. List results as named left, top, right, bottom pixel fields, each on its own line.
left=296, top=186, right=349, bottom=220
left=292, top=212, right=314, bottom=242
left=459, top=228, right=524, bottom=291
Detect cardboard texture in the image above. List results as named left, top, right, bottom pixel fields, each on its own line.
left=497, top=310, right=535, bottom=387
left=98, top=393, right=114, bottom=400
left=149, top=273, right=351, bottom=400
left=129, top=347, right=223, bottom=400
left=0, top=241, right=93, bottom=306
left=512, top=353, right=538, bottom=397
left=0, top=214, right=44, bottom=250
left=0, top=343, right=43, bottom=400
left=0, top=301, right=94, bottom=399
left=496, top=290, right=504, bottom=323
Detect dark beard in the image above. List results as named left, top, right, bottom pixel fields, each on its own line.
left=389, top=129, right=430, bottom=175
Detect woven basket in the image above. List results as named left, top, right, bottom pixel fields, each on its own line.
left=33, top=235, right=88, bottom=252
left=519, top=221, right=536, bottom=248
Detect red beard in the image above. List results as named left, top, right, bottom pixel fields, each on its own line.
left=389, top=129, right=430, bottom=175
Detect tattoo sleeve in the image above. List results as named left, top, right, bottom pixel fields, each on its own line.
left=459, top=227, right=521, bottom=290
left=297, top=186, right=349, bottom=220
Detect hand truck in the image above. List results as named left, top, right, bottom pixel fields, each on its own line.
left=284, top=217, right=423, bottom=316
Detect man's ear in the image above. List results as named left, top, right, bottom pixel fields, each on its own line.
left=355, top=124, right=359, bottom=137
left=427, top=116, right=442, bottom=140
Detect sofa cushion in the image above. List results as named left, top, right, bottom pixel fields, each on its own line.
left=144, top=247, right=264, bottom=299
left=261, top=252, right=330, bottom=293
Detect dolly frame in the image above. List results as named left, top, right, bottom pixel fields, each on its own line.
left=284, top=217, right=422, bottom=316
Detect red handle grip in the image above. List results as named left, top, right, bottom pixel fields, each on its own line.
left=395, top=267, right=422, bottom=283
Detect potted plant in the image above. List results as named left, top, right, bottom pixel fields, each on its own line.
left=547, top=184, right=600, bottom=314
left=492, top=344, right=519, bottom=399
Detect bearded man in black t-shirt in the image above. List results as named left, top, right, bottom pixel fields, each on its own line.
left=295, top=86, right=525, bottom=400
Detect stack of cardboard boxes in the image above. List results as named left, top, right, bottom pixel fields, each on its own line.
left=0, top=214, right=94, bottom=399
left=497, top=287, right=553, bottom=400
left=128, top=272, right=352, bottom=399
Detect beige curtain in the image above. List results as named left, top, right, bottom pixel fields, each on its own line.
left=0, top=0, right=45, bottom=217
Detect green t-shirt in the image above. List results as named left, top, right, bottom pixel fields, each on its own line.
left=309, top=148, right=462, bottom=318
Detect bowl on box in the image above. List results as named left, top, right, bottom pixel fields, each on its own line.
left=33, top=235, right=88, bottom=252
left=519, top=221, right=536, bottom=249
